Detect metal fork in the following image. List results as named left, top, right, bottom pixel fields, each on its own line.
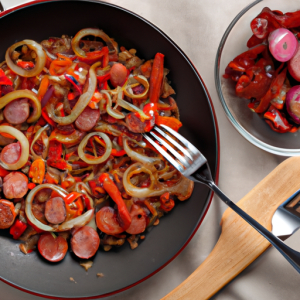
left=143, top=124, right=300, bottom=274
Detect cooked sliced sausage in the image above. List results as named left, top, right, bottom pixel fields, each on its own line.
left=126, top=204, right=147, bottom=235
left=75, top=107, right=100, bottom=131
left=125, top=112, right=146, bottom=133
left=0, top=200, right=15, bottom=229
left=3, top=172, right=28, bottom=199
left=38, top=232, right=68, bottom=262
left=110, top=63, right=128, bottom=87
left=71, top=226, right=100, bottom=259
left=44, top=197, right=66, bottom=225
left=96, top=206, right=124, bottom=235
left=1, top=142, right=21, bottom=164
left=4, top=98, right=30, bottom=124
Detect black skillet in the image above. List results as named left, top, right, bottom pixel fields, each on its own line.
left=0, top=0, right=220, bottom=298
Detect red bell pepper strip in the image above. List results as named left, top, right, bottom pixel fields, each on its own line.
left=155, top=115, right=182, bottom=132
left=48, top=140, right=63, bottom=160
left=28, top=183, right=36, bottom=190
left=98, top=173, right=131, bottom=230
left=78, top=46, right=109, bottom=65
left=10, top=219, right=27, bottom=239
left=235, top=57, right=273, bottom=100
left=16, top=61, right=35, bottom=70
left=47, top=159, right=72, bottom=171
left=0, top=69, right=13, bottom=86
left=227, top=44, right=266, bottom=73
left=264, top=105, right=297, bottom=133
left=160, top=192, right=175, bottom=212
left=0, top=165, right=10, bottom=177
left=64, top=192, right=82, bottom=205
left=111, top=149, right=126, bottom=156
left=255, top=67, right=287, bottom=114
left=143, top=102, right=158, bottom=132
left=149, top=53, right=164, bottom=103
left=41, top=108, right=56, bottom=127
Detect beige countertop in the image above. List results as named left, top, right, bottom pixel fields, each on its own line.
left=1, top=0, right=300, bottom=299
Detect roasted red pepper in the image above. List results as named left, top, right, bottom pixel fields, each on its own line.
left=48, top=140, right=63, bottom=160
left=143, top=102, right=158, bottom=132
left=10, top=219, right=27, bottom=239
left=264, top=105, right=296, bottom=133
left=254, top=67, right=287, bottom=113
left=78, top=46, right=109, bottom=65
left=160, top=192, right=175, bottom=212
left=17, top=60, right=35, bottom=70
left=0, top=69, right=13, bottom=86
left=149, top=53, right=164, bottom=103
left=155, top=115, right=182, bottom=132
left=235, top=57, right=273, bottom=100
left=98, top=173, right=131, bottom=230
left=227, top=44, right=266, bottom=73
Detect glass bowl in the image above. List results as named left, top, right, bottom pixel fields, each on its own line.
left=215, top=0, right=300, bottom=156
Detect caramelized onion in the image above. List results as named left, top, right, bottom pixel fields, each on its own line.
left=0, top=126, right=29, bottom=170
left=71, top=28, right=115, bottom=57
left=0, top=90, right=41, bottom=123
left=25, top=184, right=94, bottom=232
left=46, top=62, right=99, bottom=125
left=30, top=124, right=49, bottom=161
left=101, top=90, right=125, bottom=119
left=6, top=40, right=46, bottom=77
left=123, top=75, right=149, bottom=99
left=78, top=132, right=112, bottom=164
left=123, top=162, right=194, bottom=199
left=123, top=137, right=161, bottom=165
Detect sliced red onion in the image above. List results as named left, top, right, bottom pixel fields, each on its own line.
left=41, top=85, right=54, bottom=108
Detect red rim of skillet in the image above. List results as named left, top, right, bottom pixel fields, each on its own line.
left=0, top=0, right=220, bottom=299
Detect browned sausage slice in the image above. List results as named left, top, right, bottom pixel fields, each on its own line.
left=71, top=225, right=100, bottom=259
left=38, top=232, right=68, bottom=262
left=75, top=107, right=100, bottom=132
left=4, top=98, right=30, bottom=124
left=1, top=142, right=21, bottom=164
left=44, top=197, right=66, bottom=225
left=125, top=112, right=146, bottom=133
left=3, top=172, right=28, bottom=199
left=96, top=206, right=124, bottom=235
left=126, top=204, right=147, bottom=235
left=0, top=200, right=15, bottom=229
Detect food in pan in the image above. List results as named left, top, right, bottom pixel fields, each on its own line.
left=224, top=7, right=300, bottom=133
left=0, top=28, right=194, bottom=264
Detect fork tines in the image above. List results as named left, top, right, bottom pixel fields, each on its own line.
left=142, top=125, right=206, bottom=177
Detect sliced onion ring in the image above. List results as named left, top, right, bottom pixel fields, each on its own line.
left=123, top=162, right=194, bottom=199
left=71, top=28, right=115, bottom=57
left=101, top=90, right=125, bottom=119
left=25, top=184, right=94, bottom=232
left=0, top=125, right=29, bottom=170
left=6, top=40, right=46, bottom=77
left=123, top=75, right=149, bottom=99
left=0, top=90, right=41, bottom=123
left=123, top=137, right=161, bottom=165
left=46, top=62, right=99, bottom=125
left=78, top=132, right=112, bottom=164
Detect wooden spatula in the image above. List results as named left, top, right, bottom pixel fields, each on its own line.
left=162, top=156, right=300, bottom=300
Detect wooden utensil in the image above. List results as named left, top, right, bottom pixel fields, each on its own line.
left=162, top=156, right=300, bottom=300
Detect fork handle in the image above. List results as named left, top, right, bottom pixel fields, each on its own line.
left=209, top=181, right=300, bottom=273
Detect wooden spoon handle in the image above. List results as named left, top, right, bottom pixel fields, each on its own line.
left=162, top=156, right=300, bottom=300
